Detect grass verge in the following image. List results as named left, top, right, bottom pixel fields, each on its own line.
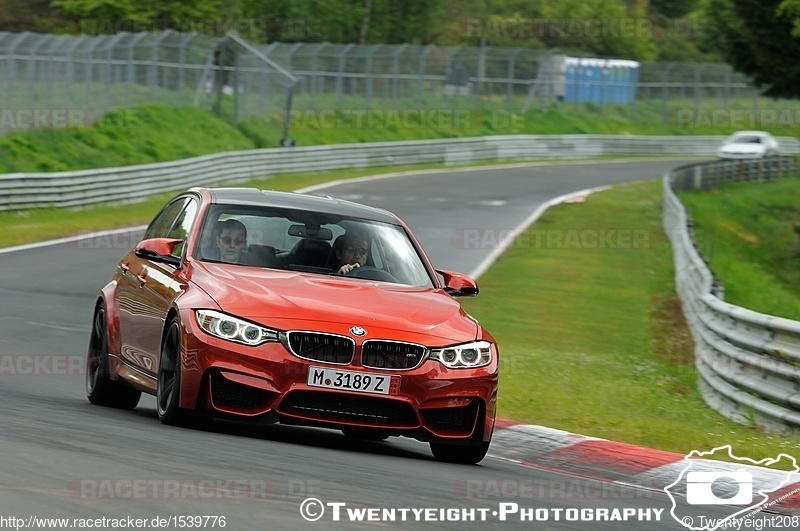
left=678, top=176, right=800, bottom=321
left=1, top=101, right=798, bottom=174
left=460, top=179, right=798, bottom=464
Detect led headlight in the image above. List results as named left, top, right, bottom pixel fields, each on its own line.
left=429, top=341, right=492, bottom=368
left=195, top=310, right=278, bottom=346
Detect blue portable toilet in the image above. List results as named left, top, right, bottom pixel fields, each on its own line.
left=562, top=56, right=640, bottom=104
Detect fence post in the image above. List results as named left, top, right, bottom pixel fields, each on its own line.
left=662, top=62, right=675, bottom=124
left=310, top=42, right=328, bottom=110
left=366, top=44, right=381, bottom=110
left=507, top=48, right=522, bottom=110
left=64, top=35, right=86, bottom=113
left=150, top=31, right=172, bottom=102
left=391, top=43, right=408, bottom=106
left=417, top=45, right=434, bottom=107
left=337, top=44, right=354, bottom=108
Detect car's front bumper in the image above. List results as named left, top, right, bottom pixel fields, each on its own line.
left=178, top=311, right=498, bottom=444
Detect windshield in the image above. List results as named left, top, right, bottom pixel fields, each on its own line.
left=194, top=205, right=434, bottom=288
left=728, top=135, right=763, bottom=144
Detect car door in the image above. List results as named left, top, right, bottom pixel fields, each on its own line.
left=117, top=196, right=198, bottom=377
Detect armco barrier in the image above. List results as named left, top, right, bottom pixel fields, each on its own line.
left=663, top=156, right=800, bottom=433
left=2, top=134, right=799, bottom=210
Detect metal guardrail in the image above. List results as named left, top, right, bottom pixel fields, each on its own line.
left=2, top=134, right=799, bottom=211
left=663, top=156, right=800, bottom=433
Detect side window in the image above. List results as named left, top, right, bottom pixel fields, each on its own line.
left=144, top=198, right=188, bottom=240
left=167, top=199, right=198, bottom=258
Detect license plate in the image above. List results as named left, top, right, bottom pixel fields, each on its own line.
left=307, top=367, right=400, bottom=395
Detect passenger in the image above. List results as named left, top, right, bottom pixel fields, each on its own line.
left=216, top=219, right=247, bottom=263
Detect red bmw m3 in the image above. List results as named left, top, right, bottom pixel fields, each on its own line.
left=86, top=187, right=498, bottom=464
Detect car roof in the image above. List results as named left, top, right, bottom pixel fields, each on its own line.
left=203, top=188, right=400, bottom=225
left=730, top=130, right=771, bottom=137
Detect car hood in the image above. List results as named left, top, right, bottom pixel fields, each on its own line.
left=719, top=143, right=766, bottom=154
left=189, top=262, right=479, bottom=344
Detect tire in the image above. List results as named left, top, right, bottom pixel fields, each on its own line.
left=157, top=317, right=190, bottom=426
left=429, top=441, right=490, bottom=464
left=86, top=304, right=141, bottom=409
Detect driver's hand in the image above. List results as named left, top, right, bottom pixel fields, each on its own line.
left=338, top=263, right=360, bottom=274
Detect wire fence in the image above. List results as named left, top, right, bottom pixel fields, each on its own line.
left=1, top=30, right=798, bottom=139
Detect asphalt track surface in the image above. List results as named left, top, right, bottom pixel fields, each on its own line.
left=1, top=158, right=763, bottom=530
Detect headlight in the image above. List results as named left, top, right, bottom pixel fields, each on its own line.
left=195, top=310, right=278, bottom=346
left=429, top=341, right=492, bottom=368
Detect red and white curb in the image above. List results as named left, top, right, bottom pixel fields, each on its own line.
left=490, top=420, right=800, bottom=517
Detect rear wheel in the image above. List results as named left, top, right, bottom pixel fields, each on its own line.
left=86, top=304, right=141, bottom=409
left=429, top=441, right=490, bottom=464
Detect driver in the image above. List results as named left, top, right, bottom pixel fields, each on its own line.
left=216, top=219, right=247, bottom=263
left=335, top=233, right=369, bottom=275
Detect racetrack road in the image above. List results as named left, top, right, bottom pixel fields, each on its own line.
left=2, top=158, right=763, bottom=530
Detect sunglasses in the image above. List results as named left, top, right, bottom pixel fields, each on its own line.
left=218, top=236, right=246, bottom=246
left=345, top=246, right=368, bottom=256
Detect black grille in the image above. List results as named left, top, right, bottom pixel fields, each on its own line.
left=211, top=372, right=275, bottom=411
left=279, top=391, right=418, bottom=426
left=422, top=401, right=480, bottom=433
left=361, top=341, right=426, bottom=370
left=287, top=332, right=354, bottom=364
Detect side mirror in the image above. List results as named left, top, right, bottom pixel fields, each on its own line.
left=135, top=238, right=183, bottom=267
left=437, top=269, right=479, bottom=297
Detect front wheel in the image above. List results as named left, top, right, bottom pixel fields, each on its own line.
left=86, top=304, right=141, bottom=409
left=157, top=317, right=190, bottom=426
left=429, top=441, right=490, bottom=464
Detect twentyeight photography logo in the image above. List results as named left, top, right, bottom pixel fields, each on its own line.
left=664, top=446, right=800, bottom=530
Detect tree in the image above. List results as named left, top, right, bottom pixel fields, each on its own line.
left=53, top=0, right=228, bottom=29
left=539, top=0, right=658, bottom=60
left=650, top=0, right=698, bottom=19
left=0, top=0, right=78, bottom=33
left=702, top=0, right=800, bottom=98
left=779, top=0, right=800, bottom=36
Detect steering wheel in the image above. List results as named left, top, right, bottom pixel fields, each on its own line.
left=345, top=266, right=399, bottom=283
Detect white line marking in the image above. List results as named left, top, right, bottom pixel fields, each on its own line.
left=0, top=226, right=148, bottom=255
left=468, top=185, right=612, bottom=280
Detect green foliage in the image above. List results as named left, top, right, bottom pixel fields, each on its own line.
left=239, top=0, right=440, bottom=43
left=779, top=0, right=800, bottom=36
left=679, top=177, right=800, bottom=320
left=53, top=0, right=225, bottom=24
left=701, top=0, right=800, bottom=98
left=0, top=106, right=254, bottom=173
left=539, top=0, right=658, bottom=60
left=651, top=0, right=699, bottom=18
left=0, top=0, right=78, bottom=32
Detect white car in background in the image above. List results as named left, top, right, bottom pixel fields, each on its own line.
left=717, top=131, right=780, bottom=159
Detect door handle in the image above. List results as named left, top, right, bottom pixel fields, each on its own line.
left=120, top=263, right=130, bottom=274
left=137, top=272, right=147, bottom=286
